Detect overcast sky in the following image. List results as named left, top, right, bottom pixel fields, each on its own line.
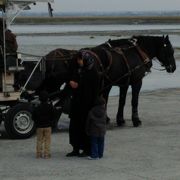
left=31, top=0, right=180, bottom=12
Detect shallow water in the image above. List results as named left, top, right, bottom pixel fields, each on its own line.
left=12, top=24, right=180, bottom=34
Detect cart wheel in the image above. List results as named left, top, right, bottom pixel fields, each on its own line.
left=4, top=103, right=35, bottom=139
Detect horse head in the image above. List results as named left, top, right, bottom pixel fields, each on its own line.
left=156, top=35, right=176, bottom=73
left=133, top=35, right=176, bottom=73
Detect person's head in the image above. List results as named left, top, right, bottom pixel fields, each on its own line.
left=39, top=90, right=49, bottom=103
left=83, top=52, right=94, bottom=69
left=77, top=51, right=95, bottom=69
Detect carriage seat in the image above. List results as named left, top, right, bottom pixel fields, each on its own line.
left=6, top=53, right=25, bottom=72
left=0, top=53, right=24, bottom=72
left=0, top=53, right=24, bottom=93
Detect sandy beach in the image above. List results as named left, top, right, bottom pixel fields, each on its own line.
left=0, top=16, right=180, bottom=179
left=0, top=88, right=180, bottom=180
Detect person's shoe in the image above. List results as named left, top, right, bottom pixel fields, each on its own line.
left=66, top=151, right=80, bottom=157
left=87, top=156, right=99, bottom=160
left=36, top=153, right=43, bottom=158
left=78, top=151, right=89, bottom=157
left=44, top=154, right=51, bottom=159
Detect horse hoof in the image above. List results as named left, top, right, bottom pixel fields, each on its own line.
left=117, top=119, right=125, bottom=127
left=132, top=119, right=142, bottom=127
left=106, top=117, right=111, bottom=124
left=132, top=117, right=142, bottom=127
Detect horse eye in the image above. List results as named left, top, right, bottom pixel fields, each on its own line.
left=164, top=44, right=167, bottom=47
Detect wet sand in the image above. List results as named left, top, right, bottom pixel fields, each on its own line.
left=1, top=88, right=180, bottom=180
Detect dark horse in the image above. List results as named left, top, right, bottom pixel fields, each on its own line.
left=22, top=35, right=176, bottom=127
left=97, top=35, right=176, bottom=126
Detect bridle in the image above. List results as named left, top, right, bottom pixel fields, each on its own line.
left=156, top=40, right=174, bottom=72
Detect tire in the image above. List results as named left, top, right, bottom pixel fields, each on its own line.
left=4, top=103, right=35, bottom=139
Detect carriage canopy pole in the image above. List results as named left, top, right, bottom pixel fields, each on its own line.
left=1, top=9, right=8, bottom=93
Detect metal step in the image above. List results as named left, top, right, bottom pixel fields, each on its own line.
left=8, top=66, right=25, bottom=72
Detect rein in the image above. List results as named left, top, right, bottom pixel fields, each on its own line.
left=99, top=63, right=145, bottom=93
left=151, top=59, right=166, bottom=71
left=152, top=67, right=166, bottom=71
left=18, top=51, right=76, bottom=62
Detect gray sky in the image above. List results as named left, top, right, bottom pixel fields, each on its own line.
left=31, top=0, right=180, bottom=12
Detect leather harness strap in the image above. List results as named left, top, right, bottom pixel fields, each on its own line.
left=130, top=38, right=151, bottom=64
left=113, top=47, right=131, bottom=75
left=135, top=45, right=150, bottom=64
left=56, top=50, right=65, bottom=57
left=81, top=49, right=112, bottom=74
left=102, top=48, right=113, bottom=72
left=112, top=44, right=151, bottom=72
left=100, top=48, right=114, bottom=83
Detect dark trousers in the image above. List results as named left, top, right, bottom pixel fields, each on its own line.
left=90, top=136, right=105, bottom=158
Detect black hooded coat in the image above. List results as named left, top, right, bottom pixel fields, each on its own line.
left=69, top=55, right=102, bottom=152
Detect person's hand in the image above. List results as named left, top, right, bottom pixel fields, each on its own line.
left=69, top=81, right=78, bottom=89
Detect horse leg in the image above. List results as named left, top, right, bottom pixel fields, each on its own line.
left=131, top=80, right=142, bottom=127
left=116, top=85, right=128, bottom=126
left=102, top=87, right=112, bottom=124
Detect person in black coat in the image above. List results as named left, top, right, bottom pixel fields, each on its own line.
left=32, top=91, right=55, bottom=159
left=66, top=50, right=102, bottom=157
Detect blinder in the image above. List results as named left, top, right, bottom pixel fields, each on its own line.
left=157, top=37, right=175, bottom=72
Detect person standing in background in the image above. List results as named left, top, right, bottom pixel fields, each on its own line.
left=32, top=91, right=55, bottom=159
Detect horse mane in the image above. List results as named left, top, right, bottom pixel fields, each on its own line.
left=108, top=38, right=133, bottom=47
left=132, top=35, right=165, bottom=47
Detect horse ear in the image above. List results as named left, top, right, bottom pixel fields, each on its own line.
left=165, top=35, right=169, bottom=40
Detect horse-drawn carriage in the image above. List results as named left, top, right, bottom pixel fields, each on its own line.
left=0, top=0, right=176, bottom=140
left=0, top=0, right=54, bottom=139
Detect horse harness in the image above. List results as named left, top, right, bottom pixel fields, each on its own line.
left=80, top=48, right=113, bottom=76
left=95, top=39, right=152, bottom=92
left=110, top=39, right=151, bottom=72
left=108, top=39, right=150, bottom=76
left=79, top=40, right=151, bottom=92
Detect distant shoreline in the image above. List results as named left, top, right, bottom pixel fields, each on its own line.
left=14, top=16, right=180, bottom=25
